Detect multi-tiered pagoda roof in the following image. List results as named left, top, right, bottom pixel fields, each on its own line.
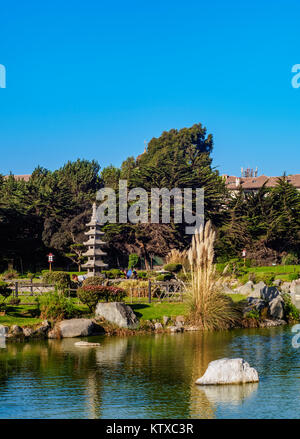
left=82, top=203, right=108, bottom=276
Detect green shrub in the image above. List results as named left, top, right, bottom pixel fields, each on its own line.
left=42, top=271, right=71, bottom=293
left=2, top=269, right=18, bottom=280
left=175, top=271, right=190, bottom=281
left=163, top=263, right=182, bottom=273
left=223, top=259, right=250, bottom=277
left=0, top=282, right=12, bottom=298
left=245, top=309, right=260, bottom=320
left=77, top=285, right=126, bottom=312
left=282, top=253, right=298, bottom=265
left=282, top=293, right=300, bottom=322
left=38, top=292, right=76, bottom=321
left=216, top=262, right=226, bottom=273
left=82, top=276, right=105, bottom=286
left=156, top=273, right=173, bottom=281
left=0, top=282, right=12, bottom=311
left=288, top=273, right=299, bottom=281
left=137, top=271, right=148, bottom=279
left=251, top=273, right=275, bottom=286
left=239, top=273, right=250, bottom=285
left=18, top=271, right=36, bottom=280
left=128, top=253, right=139, bottom=269
left=102, top=269, right=125, bottom=279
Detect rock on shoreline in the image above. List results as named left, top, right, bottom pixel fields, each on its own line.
left=95, top=302, right=139, bottom=329
left=55, top=319, right=104, bottom=338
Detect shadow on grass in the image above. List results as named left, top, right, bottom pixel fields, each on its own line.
left=5, top=305, right=40, bottom=318
left=130, top=304, right=150, bottom=319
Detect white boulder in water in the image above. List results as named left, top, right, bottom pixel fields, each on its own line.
left=195, top=358, right=259, bottom=385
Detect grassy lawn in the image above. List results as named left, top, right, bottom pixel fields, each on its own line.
left=0, top=299, right=89, bottom=327
left=0, top=300, right=188, bottom=327
left=0, top=293, right=247, bottom=328
left=274, top=274, right=293, bottom=281
left=130, top=301, right=189, bottom=321
left=247, top=265, right=300, bottom=274
left=0, top=305, right=42, bottom=327
left=227, top=293, right=246, bottom=303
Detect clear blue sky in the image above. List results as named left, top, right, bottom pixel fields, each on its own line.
left=0, top=0, right=300, bottom=177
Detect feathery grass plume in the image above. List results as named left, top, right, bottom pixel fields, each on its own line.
left=187, top=221, right=238, bottom=330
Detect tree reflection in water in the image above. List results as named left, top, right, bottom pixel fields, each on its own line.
left=0, top=327, right=289, bottom=418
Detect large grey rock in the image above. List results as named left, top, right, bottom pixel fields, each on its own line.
left=237, top=281, right=254, bottom=296
left=10, top=325, right=23, bottom=336
left=250, top=281, right=266, bottom=298
left=34, top=320, right=50, bottom=336
left=273, top=279, right=282, bottom=287
left=290, top=291, right=296, bottom=302
left=23, top=327, right=34, bottom=337
left=247, top=289, right=261, bottom=299
left=243, top=297, right=266, bottom=316
left=0, top=325, right=8, bottom=336
left=95, top=302, right=139, bottom=329
left=162, top=316, right=170, bottom=325
left=281, top=282, right=292, bottom=294
left=176, top=315, right=185, bottom=325
left=168, top=326, right=184, bottom=333
left=57, top=319, right=103, bottom=338
left=260, top=286, right=280, bottom=301
left=268, top=295, right=285, bottom=320
left=290, top=280, right=300, bottom=295
left=195, top=358, right=259, bottom=385
left=222, top=285, right=236, bottom=294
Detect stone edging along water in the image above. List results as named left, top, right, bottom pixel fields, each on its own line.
left=0, top=315, right=289, bottom=342
left=1, top=281, right=296, bottom=341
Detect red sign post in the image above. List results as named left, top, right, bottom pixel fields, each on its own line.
left=242, top=249, right=246, bottom=267
left=48, top=253, right=54, bottom=272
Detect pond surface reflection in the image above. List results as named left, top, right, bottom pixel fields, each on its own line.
left=0, top=326, right=299, bottom=418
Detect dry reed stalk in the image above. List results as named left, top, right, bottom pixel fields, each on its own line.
left=187, top=221, right=238, bottom=330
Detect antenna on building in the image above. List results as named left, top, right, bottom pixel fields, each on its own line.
left=254, top=167, right=258, bottom=177
left=241, top=167, right=244, bottom=177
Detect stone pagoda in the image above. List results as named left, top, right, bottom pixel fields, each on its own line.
left=82, top=202, right=108, bottom=276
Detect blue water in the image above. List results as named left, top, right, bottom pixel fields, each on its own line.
left=0, top=326, right=299, bottom=418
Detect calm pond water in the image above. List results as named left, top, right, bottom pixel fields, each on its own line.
left=0, top=326, right=299, bottom=419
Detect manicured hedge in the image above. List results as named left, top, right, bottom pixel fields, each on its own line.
left=163, top=263, right=182, bottom=273
left=77, top=285, right=126, bottom=312
left=0, top=281, right=12, bottom=310
left=156, top=273, right=173, bottom=281
left=102, top=269, right=125, bottom=279
left=42, top=271, right=72, bottom=292
left=82, top=276, right=105, bottom=286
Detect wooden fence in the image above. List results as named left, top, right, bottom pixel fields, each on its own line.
left=10, top=279, right=186, bottom=305
left=110, top=279, right=186, bottom=303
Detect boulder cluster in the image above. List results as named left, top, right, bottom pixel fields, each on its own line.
left=224, top=279, right=300, bottom=325
left=0, top=319, right=104, bottom=340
